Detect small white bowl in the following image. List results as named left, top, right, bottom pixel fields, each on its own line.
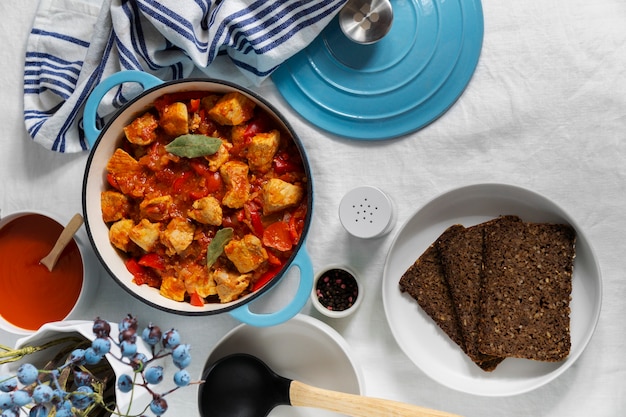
left=199, top=314, right=364, bottom=417
left=310, top=265, right=363, bottom=319
left=0, top=211, right=97, bottom=335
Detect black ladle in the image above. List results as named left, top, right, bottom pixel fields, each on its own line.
left=198, top=353, right=462, bottom=417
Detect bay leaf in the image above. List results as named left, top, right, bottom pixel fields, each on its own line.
left=165, top=134, right=222, bottom=158
left=206, top=227, right=234, bottom=269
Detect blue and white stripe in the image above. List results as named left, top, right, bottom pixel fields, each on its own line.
left=24, top=0, right=347, bottom=153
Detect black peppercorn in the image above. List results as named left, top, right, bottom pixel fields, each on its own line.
left=315, top=268, right=359, bottom=311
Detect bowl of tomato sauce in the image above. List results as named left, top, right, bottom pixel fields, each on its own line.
left=82, top=71, right=313, bottom=327
left=0, top=211, right=96, bottom=335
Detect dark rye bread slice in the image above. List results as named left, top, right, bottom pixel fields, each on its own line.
left=399, top=242, right=465, bottom=352
left=479, top=217, right=576, bottom=362
left=437, top=220, right=520, bottom=371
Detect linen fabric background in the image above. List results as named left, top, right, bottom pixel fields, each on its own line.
left=1, top=1, right=625, bottom=416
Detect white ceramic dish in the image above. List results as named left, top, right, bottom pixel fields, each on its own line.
left=382, top=183, right=602, bottom=396
left=1, top=320, right=151, bottom=417
left=311, top=265, right=363, bottom=319
left=199, top=314, right=364, bottom=417
left=0, top=211, right=98, bottom=335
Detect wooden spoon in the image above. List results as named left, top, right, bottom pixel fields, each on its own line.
left=40, top=213, right=83, bottom=272
left=198, top=353, right=463, bottom=417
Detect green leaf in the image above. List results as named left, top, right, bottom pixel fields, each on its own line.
left=206, top=228, right=234, bottom=269
left=165, top=134, right=222, bottom=158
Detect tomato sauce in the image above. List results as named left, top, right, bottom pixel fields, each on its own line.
left=0, top=214, right=83, bottom=331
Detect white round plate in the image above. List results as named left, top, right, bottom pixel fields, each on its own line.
left=382, top=183, right=602, bottom=396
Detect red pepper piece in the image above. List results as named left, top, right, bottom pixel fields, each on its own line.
left=106, top=173, right=120, bottom=190
left=189, top=291, right=204, bottom=306
left=243, top=114, right=273, bottom=140
left=191, top=160, right=222, bottom=193
left=273, top=151, right=302, bottom=175
left=262, top=221, right=293, bottom=251
left=189, top=98, right=201, bottom=113
left=252, top=264, right=283, bottom=292
left=172, top=170, right=193, bottom=194
left=125, top=258, right=161, bottom=288
left=138, top=253, right=165, bottom=270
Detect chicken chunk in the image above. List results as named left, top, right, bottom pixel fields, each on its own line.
left=129, top=219, right=161, bottom=252
left=159, top=275, right=187, bottom=302
left=106, top=149, right=146, bottom=199
left=182, top=262, right=217, bottom=298
left=247, top=130, right=280, bottom=173
left=101, top=191, right=131, bottom=223
left=261, top=178, right=304, bottom=215
left=109, top=218, right=135, bottom=252
left=220, top=161, right=250, bottom=209
left=107, top=148, right=142, bottom=175
left=212, top=268, right=251, bottom=303
left=123, top=112, right=159, bottom=145
left=206, top=140, right=232, bottom=172
left=160, top=102, right=189, bottom=136
left=139, top=195, right=172, bottom=222
left=161, top=217, right=195, bottom=255
left=207, top=92, right=255, bottom=126
left=200, top=95, right=221, bottom=112
left=187, top=196, right=222, bottom=226
left=224, top=234, right=268, bottom=273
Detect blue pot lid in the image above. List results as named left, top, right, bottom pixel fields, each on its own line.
left=272, top=0, right=484, bottom=141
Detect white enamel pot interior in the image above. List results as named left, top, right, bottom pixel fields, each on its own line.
left=82, top=71, right=313, bottom=327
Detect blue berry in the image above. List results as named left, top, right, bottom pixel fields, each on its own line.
left=10, top=390, right=31, bottom=407
left=119, top=314, right=138, bottom=332
left=52, top=389, right=68, bottom=403
left=117, top=374, right=133, bottom=393
left=144, top=366, right=164, bottom=385
left=173, top=354, right=191, bottom=370
left=32, top=385, right=53, bottom=404
left=92, top=317, right=111, bottom=338
left=91, top=337, right=111, bottom=356
left=0, top=392, right=12, bottom=409
left=84, top=347, right=102, bottom=365
left=120, top=340, right=137, bottom=358
left=2, top=408, right=19, bottom=417
left=173, top=370, right=190, bottom=387
left=16, top=364, right=38, bottom=385
left=172, top=344, right=190, bottom=361
left=129, top=353, right=148, bottom=372
left=149, top=397, right=168, bottom=416
left=56, top=399, right=72, bottom=411
left=55, top=408, right=74, bottom=417
left=162, top=329, right=180, bottom=349
left=0, top=376, right=17, bottom=393
left=69, top=349, right=86, bottom=365
left=118, top=329, right=137, bottom=343
left=73, top=371, right=91, bottom=387
left=70, top=386, right=94, bottom=410
left=141, top=324, right=162, bottom=346
left=172, top=344, right=191, bottom=369
left=26, top=406, right=42, bottom=417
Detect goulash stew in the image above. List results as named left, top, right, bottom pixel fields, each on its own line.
left=101, top=91, right=308, bottom=306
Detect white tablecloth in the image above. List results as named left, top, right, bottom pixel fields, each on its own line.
left=1, top=1, right=625, bottom=416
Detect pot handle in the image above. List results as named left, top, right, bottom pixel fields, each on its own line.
left=83, top=71, right=163, bottom=148
left=229, top=247, right=313, bottom=327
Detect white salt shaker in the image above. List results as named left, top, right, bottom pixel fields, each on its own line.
left=338, top=186, right=395, bottom=239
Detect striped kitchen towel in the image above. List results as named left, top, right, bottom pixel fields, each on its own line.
left=24, top=0, right=347, bottom=153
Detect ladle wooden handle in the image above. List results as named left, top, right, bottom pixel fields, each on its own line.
left=290, top=380, right=462, bottom=417
left=40, top=213, right=84, bottom=272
